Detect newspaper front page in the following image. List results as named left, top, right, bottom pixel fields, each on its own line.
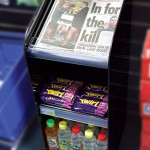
left=35, top=0, right=124, bottom=59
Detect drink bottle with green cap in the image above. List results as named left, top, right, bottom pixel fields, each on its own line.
left=83, top=129, right=96, bottom=150
left=58, top=121, right=71, bottom=150
left=45, top=119, right=59, bottom=150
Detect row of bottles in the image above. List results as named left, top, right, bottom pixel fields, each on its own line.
left=40, top=115, right=107, bottom=150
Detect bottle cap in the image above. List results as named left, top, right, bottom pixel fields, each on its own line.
left=76, top=122, right=81, bottom=126
left=98, top=133, right=107, bottom=141
left=72, top=126, right=80, bottom=134
left=88, top=124, right=94, bottom=128
left=59, top=121, right=67, bottom=130
left=46, top=119, right=55, bottom=127
left=85, top=129, right=93, bottom=139
left=101, top=127, right=107, bottom=132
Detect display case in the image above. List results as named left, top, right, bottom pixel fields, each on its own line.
left=2, top=0, right=150, bottom=149
left=24, top=0, right=125, bottom=149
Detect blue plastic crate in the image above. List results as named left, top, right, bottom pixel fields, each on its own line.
left=0, top=32, right=36, bottom=142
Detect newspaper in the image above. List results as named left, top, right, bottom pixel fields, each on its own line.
left=35, top=0, right=124, bottom=59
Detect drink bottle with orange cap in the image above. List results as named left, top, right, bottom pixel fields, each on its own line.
left=70, top=125, right=83, bottom=150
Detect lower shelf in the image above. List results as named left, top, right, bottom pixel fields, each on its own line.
left=39, top=104, right=108, bottom=128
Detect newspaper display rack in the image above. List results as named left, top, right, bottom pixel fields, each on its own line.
left=25, top=0, right=124, bottom=68
left=25, top=0, right=125, bottom=149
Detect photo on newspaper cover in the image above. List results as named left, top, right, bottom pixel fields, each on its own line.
left=36, top=0, right=124, bottom=58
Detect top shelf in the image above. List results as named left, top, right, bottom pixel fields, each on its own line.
left=25, top=0, right=125, bottom=69
left=27, top=47, right=109, bottom=69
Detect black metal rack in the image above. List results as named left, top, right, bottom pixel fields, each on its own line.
left=108, top=0, right=150, bottom=149
left=24, top=1, right=123, bottom=150
left=19, top=0, right=150, bottom=149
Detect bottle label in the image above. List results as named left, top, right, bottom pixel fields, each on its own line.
left=59, top=138, right=68, bottom=150
left=47, top=136, right=58, bottom=149
left=71, top=143, right=81, bottom=150
left=83, top=147, right=91, bottom=150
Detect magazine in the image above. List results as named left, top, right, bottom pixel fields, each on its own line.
left=35, top=0, right=124, bottom=59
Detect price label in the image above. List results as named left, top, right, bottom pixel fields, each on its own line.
left=40, top=106, right=56, bottom=117
left=49, top=110, right=55, bottom=116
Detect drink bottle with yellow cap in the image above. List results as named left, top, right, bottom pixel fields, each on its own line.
left=87, top=124, right=99, bottom=138
left=58, top=121, right=71, bottom=150
left=83, top=129, right=96, bottom=150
